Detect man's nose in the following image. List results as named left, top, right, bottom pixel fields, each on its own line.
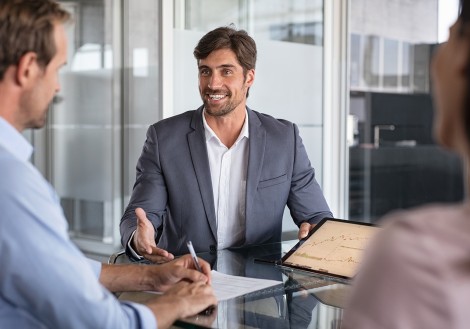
left=208, top=73, right=222, bottom=90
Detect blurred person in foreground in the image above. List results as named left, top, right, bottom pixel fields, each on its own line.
left=342, top=1, right=470, bottom=328
left=0, top=1, right=215, bottom=328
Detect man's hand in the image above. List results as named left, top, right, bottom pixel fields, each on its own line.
left=100, top=254, right=212, bottom=294
left=298, top=222, right=316, bottom=240
left=101, top=254, right=216, bottom=328
left=148, top=254, right=213, bottom=291
left=145, top=254, right=216, bottom=328
left=146, top=281, right=217, bottom=329
left=133, top=207, right=174, bottom=263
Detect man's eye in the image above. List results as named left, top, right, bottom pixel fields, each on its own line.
left=223, top=69, right=232, bottom=75
left=200, top=69, right=210, bottom=76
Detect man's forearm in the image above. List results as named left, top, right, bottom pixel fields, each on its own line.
left=99, top=264, right=154, bottom=292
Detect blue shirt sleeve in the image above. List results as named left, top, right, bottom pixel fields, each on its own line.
left=87, top=258, right=103, bottom=278
left=0, top=152, right=157, bottom=329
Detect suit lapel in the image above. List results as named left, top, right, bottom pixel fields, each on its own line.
left=245, top=109, right=266, bottom=244
left=188, top=107, right=217, bottom=240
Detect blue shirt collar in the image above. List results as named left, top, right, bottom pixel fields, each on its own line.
left=0, top=116, right=33, bottom=162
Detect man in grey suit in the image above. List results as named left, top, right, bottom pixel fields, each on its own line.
left=120, top=26, right=332, bottom=263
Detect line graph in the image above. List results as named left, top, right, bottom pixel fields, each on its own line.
left=283, top=221, right=379, bottom=278
left=302, top=234, right=368, bottom=248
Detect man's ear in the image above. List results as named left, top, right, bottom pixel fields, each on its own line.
left=245, top=69, right=255, bottom=87
left=15, top=52, right=39, bottom=87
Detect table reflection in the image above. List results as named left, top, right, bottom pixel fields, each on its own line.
left=175, top=241, right=348, bottom=329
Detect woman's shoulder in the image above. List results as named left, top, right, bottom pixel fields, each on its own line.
left=380, top=203, right=470, bottom=238
left=370, top=203, right=470, bottom=269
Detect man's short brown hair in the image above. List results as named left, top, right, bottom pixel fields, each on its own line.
left=0, top=0, right=71, bottom=80
left=193, top=26, right=257, bottom=75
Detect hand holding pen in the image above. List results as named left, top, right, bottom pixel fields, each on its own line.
left=186, top=241, right=203, bottom=272
left=186, top=240, right=213, bottom=284
left=187, top=241, right=216, bottom=315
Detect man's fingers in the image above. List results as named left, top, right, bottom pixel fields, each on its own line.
left=298, top=222, right=312, bottom=239
left=141, top=246, right=174, bottom=263
left=150, top=246, right=174, bottom=259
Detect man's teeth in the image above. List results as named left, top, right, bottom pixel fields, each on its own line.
left=209, top=94, right=225, bottom=100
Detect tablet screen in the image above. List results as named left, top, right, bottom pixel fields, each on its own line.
left=281, top=218, right=380, bottom=280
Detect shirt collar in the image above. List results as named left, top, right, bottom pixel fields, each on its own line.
left=202, top=108, right=250, bottom=145
left=0, top=116, right=33, bottom=161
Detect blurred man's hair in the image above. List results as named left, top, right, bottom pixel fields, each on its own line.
left=0, top=0, right=71, bottom=80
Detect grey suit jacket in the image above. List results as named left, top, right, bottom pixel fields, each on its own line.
left=120, top=107, right=332, bottom=255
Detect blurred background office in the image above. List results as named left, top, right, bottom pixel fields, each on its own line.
left=25, top=0, right=460, bottom=256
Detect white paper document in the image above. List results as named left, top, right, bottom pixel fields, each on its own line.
left=210, top=270, right=282, bottom=301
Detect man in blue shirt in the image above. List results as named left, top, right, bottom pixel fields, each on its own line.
left=0, top=1, right=216, bottom=328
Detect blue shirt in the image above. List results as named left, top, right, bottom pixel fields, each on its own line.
left=0, top=117, right=157, bottom=329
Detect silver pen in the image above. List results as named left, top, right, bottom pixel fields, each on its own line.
left=186, top=240, right=202, bottom=272
left=186, top=240, right=215, bottom=316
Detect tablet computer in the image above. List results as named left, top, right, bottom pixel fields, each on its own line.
left=278, top=218, right=380, bottom=282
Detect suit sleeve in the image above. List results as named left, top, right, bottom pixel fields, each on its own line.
left=120, top=125, right=168, bottom=249
left=287, top=123, right=332, bottom=225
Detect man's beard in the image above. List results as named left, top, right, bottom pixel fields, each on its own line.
left=202, top=89, right=243, bottom=117
left=203, top=100, right=236, bottom=117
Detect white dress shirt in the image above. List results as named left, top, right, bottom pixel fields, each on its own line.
left=203, top=109, right=249, bottom=250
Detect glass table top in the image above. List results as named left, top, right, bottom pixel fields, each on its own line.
left=118, top=240, right=349, bottom=329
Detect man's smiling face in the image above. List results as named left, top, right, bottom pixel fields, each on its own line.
left=198, top=48, right=254, bottom=117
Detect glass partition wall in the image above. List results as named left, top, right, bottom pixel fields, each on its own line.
left=30, top=0, right=327, bottom=254
left=29, top=0, right=462, bottom=256
left=30, top=0, right=162, bottom=255
left=347, top=0, right=464, bottom=222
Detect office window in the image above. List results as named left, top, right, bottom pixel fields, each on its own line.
left=383, top=38, right=398, bottom=88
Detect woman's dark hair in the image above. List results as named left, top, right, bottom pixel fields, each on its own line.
left=193, top=26, right=257, bottom=97
left=459, top=0, right=470, bottom=143
left=460, top=0, right=470, bottom=24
